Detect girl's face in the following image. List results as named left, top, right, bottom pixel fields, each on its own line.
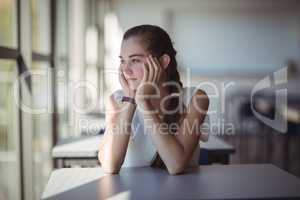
left=119, top=36, right=149, bottom=89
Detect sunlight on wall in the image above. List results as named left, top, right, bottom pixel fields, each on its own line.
left=104, top=12, right=123, bottom=100
left=85, top=26, right=98, bottom=65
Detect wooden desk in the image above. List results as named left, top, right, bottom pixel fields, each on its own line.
left=52, top=135, right=102, bottom=168
left=42, top=164, right=300, bottom=200
left=52, top=135, right=235, bottom=168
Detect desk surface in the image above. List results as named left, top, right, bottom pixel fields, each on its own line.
left=42, top=164, right=300, bottom=200
left=52, top=135, right=235, bottom=158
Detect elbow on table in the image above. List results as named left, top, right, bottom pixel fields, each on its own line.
left=103, top=166, right=121, bottom=174
left=166, top=163, right=185, bottom=175
left=101, top=161, right=122, bottom=174
left=98, top=152, right=121, bottom=174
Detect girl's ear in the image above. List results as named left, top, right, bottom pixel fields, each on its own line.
left=159, top=54, right=171, bottom=69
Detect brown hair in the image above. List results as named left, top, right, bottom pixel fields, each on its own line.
left=123, top=24, right=186, bottom=134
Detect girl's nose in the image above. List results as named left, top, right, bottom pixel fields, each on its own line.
left=123, top=66, right=133, bottom=76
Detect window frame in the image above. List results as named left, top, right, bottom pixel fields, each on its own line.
left=0, top=0, right=57, bottom=199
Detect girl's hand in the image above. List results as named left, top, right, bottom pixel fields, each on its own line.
left=118, top=66, right=136, bottom=98
left=135, top=54, right=165, bottom=107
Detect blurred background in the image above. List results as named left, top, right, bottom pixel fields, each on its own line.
left=0, top=0, right=300, bottom=200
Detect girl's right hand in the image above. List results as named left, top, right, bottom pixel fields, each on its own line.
left=118, top=66, right=136, bottom=98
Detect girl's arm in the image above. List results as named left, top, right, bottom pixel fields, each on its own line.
left=144, top=89, right=209, bottom=175
left=98, top=94, right=136, bottom=174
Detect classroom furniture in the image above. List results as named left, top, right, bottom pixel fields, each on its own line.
left=52, top=135, right=235, bottom=168
left=42, top=164, right=300, bottom=200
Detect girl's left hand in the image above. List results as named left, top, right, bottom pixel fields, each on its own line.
left=135, top=54, right=165, bottom=108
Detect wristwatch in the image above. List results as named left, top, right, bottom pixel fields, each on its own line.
left=121, top=96, right=136, bottom=105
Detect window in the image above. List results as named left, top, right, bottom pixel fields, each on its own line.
left=0, top=0, right=17, bottom=48
left=0, top=0, right=54, bottom=199
left=0, top=2, right=21, bottom=200
left=30, top=0, right=53, bottom=198
left=31, top=61, right=53, bottom=199
left=0, top=60, right=21, bottom=200
left=31, top=0, right=50, bottom=54
left=0, top=0, right=106, bottom=199
left=55, top=0, right=70, bottom=140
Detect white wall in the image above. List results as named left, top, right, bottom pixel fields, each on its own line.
left=111, top=0, right=300, bottom=77
left=173, top=10, right=300, bottom=76
left=109, top=0, right=300, bottom=133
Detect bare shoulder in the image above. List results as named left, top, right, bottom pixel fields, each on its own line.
left=193, top=88, right=209, bottom=105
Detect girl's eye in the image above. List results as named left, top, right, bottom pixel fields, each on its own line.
left=132, top=59, right=140, bottom=63
left=120, top=60, right=125, bottom=64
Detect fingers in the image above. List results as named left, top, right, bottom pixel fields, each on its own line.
left=150, top=55, right=157, bottom=82
left=142, top=61, right=149, bottom=83
left=143, top=54, right=162, bottom=84
left=118, top=66, right=130, bottom=93
left=149, top=55, right=162, bottom=84
left=146, top=56, right=154, bottom=82
left=118, top=66, right=126, bottom=84
left=152, top=56, right=162, bottom=83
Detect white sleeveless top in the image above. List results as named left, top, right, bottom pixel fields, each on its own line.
left=112, top=86, right=210, bottom=168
